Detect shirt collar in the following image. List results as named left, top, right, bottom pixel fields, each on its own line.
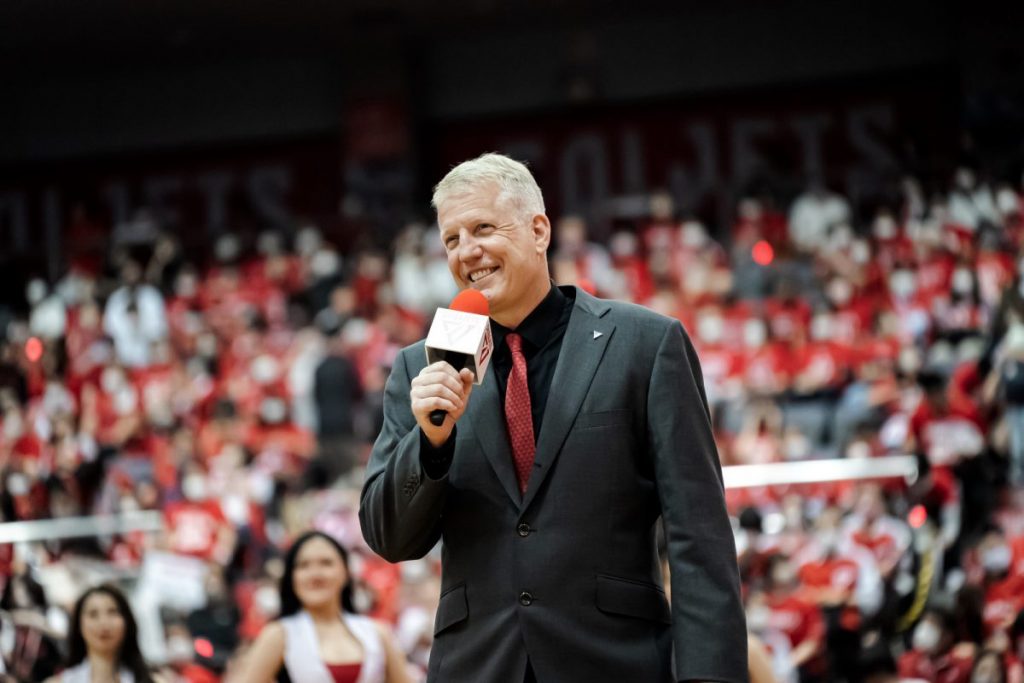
left=491, top=282, right=565, bottom=351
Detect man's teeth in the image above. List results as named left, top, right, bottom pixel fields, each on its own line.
left=470, top=267, right=497, bottom=282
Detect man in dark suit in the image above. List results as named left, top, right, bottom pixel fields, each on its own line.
left=359, top=153, right=747, bottom=682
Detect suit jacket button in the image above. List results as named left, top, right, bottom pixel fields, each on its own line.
left=519, top=592, right=533, bottom=606
left=517, top=523, right=531, bottom=537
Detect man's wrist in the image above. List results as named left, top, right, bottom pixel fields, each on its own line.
left=420, top=426, right=456, bottom=479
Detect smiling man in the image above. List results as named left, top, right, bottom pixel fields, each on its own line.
left=359, top=153, right=747, bottom=683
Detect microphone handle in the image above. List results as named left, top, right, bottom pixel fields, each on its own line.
left=427, top=350, right=469, bottom=427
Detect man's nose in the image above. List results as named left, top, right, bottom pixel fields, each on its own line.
left=457, top=235, right=482, bottom=262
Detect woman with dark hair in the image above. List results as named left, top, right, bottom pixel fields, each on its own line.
left=234, top=531, right=410, bottom=683
left=44, top=583, right=159, bottom=683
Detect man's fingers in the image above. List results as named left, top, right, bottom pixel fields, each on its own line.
left=411, top=384, right=464, bottom=409
left=413, top=371, right=465, bottom=396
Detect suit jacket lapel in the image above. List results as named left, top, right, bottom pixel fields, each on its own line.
left=521, top=289, right=614, bottom=511
left=466, top=364, right=522, bottom=507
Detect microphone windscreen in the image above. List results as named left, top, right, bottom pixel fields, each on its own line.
left=449, top=289, right=490, bottom=316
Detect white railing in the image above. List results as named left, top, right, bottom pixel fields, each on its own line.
left=0, top=510, right=164, bottom=544
left=0, top=456, right=918, bottom=543
left=722, top=455, right=918, bottom=489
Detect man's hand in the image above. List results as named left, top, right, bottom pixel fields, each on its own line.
left=411, top=362, right=474, bottom=447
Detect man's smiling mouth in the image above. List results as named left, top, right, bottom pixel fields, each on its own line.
left=469, top=267, right=498, bottom=283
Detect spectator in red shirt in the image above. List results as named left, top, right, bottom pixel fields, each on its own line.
left=909, top=370, right=986, bottom=469
left=899, top=607, right=974, bottom=683
left=974, top=526, right=1024, bottom=635
left=164, top=464, right=236, bottom=564
left=763, top=553, right=828, bottom=681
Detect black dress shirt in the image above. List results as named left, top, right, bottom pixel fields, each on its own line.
left=421, top=284, right=575, bottom=478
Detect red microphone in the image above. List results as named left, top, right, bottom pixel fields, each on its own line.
left=424, top=289, right=493, bottom=426
left=449, top=288, right=490, bottom=316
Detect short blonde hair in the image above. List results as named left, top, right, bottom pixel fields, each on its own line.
left=432, top=153, right=545, bottom=221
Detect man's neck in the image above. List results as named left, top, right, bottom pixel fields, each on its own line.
left=493, top=282, right=554, bottom=329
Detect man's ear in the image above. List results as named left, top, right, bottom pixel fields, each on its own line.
left=531, top=214, right=552, bottom=253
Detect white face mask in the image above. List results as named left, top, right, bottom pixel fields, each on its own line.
left=182, top=474, right=208, bottom=502
left=680, top=222, right=708, bottom=248
left=851, top=240, right=870, bottom=265
left=772, top=563, right=797, bottom=587
left=912, top=620, right=942, bottom=654
left=248, top=471, right=275, bottom=505
left=827, top=278, right=853, bottom=306
left=3, top=411, right=25, bottom=440
left=846, top=442, right=872, bottom=460
left=785, top=435, right=811, bottom=461
left=744, top=320, right=767, bottom=348
left=251, top=355, right=280, bottom=385
left=254, top=586, right=281, bottom=616
left=951, top=269, right=973, bottom=295
left=890, top=271, right=917, bottom=300
left=311, top=249, right=341, bottom=279
left=222, top=495, right=249, bottom=525
left=955, top=168, right=976, bottom=191
left=746, top=605, right=771, bottom=632
left=259, top=398, right=287, bottom=424
left=697, top=316, right=724, bottom=345
left=167, top=636, right=193, bottom=662
left=100, top=367, right=125, bottom=394
left=997, top=188, right=1019, bottom=215
left=829, top=225, right=853, bottom=251
left=26, top=279, right=48, bottom=306
left=610, top=232, right=637, bottom=258
left=981, top=544, right=1012, bottom=574
left=874, top=216, right=897, bottom=240
left=214, top=235, right=240, bottom=263
left=810, top=315, right=834, bottom=342
left=7, top=473, right=29, bottom=497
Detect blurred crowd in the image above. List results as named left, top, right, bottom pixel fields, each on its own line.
left=0, top=161, right=1023, bottom=682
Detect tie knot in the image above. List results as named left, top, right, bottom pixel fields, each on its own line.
left=506, top=332, right=523, bottom=354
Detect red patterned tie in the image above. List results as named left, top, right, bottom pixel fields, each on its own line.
left=504, top=333, right=535, bottom=495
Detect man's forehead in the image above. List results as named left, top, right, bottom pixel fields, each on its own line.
left=437, top=187, right=511, bottom=229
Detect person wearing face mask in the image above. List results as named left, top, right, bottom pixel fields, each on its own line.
left=164, top=465, right=236, bottom=564
left=234, top=531, right=411, bottom=683
left=763, top=554, right=827, bottom=681
left=934, top=265, right=984, bottom=337
left=975, top=527, right=1024, bottom=634
left=45, top=584, right=164, bottom=683
left=898, top=607, right=974, bottom=683
left=245, top=394, right=317, bottom=462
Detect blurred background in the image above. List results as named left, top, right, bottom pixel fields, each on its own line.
left=1, top=0, right=1024, bottom=681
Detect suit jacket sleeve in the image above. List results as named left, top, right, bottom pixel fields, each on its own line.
left=359, top=347, right=449, bottom=563
left=648, top=320, right=748, bottom=683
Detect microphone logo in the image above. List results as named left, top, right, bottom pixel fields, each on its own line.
left=441, top=320, right=476, bottom=344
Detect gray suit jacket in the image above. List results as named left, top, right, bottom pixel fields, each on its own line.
left=359, top=287, right=747, bottom=682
